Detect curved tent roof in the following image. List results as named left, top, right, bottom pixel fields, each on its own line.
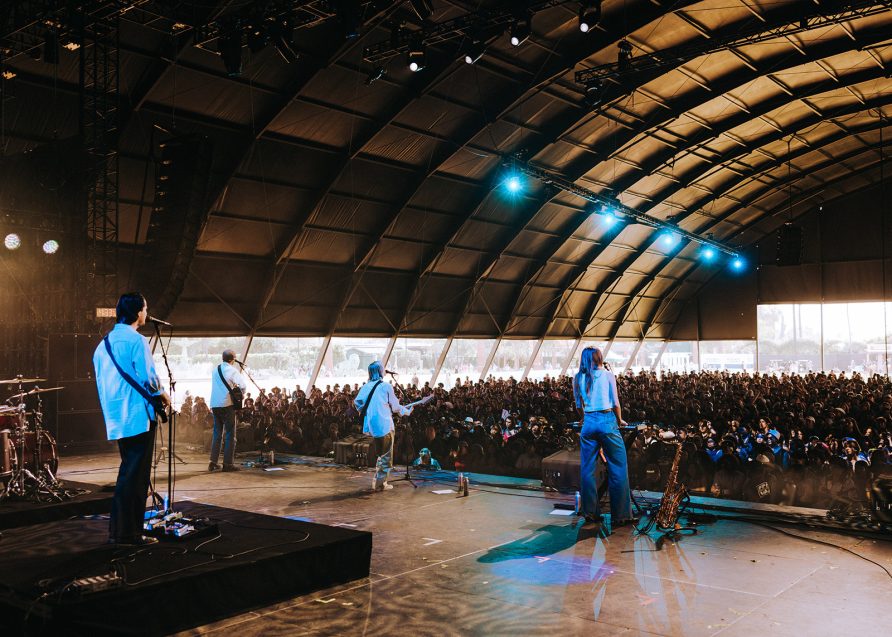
left=2, top=0, right=890, bottom=338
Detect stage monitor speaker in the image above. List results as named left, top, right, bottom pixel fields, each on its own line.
left=776, top=223, right=803, bottom=266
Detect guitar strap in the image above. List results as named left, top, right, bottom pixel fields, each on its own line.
left=103, top=335, right=161, bottom=420
left=359, top=381, right=383, bottom=424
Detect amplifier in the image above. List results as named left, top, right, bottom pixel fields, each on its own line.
left=541, top=449, right=606, bottom=492
left=334, top=435, right=377, bottom=467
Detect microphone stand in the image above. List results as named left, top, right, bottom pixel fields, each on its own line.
left=151, top=320, right=182, bottom=514
left=235, top=362, right=271, bottom=467
left=387, top=371, right=417, bottom=488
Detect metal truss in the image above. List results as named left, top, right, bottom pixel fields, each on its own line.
left=510, top=158, right=740, bottom=257
left=362, top=0, right=575, bottom=64
left=192, top=0, right=395, bottom=50
left=0, top=1, right=187, bottom=64
left=575, top=0, right=892, bottom=87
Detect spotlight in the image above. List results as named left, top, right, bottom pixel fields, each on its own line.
left=583, top=79, right=605, bottom=109
left=407, top=37, right=425, bottom=72
left=4, top=233, right=21, bottom=250
left=661, top=231, right=679, bottom=247
left=464, top=40, right=485, bottom=65
left=509, top=14, right=532, bottom=47
left=579, top=1, right=601, bottom=33
left=701, top=247, right=716, bottom=261
left=218, top=25, right=244, bottom=77
left=504, top=174, right=523, bottom=193
left=618, top=39, right=633, bottom=73
left=731, top=257, right=745, bottom=271
left=42, top=239, right=60, bottom=254
left=603, top=210, right=618, bottom=227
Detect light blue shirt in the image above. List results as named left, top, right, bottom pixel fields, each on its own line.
left=210, top=363, right=247, bottom=408
left=93, top=323, right=165, bottom=440
left=353, top=380, right=411, bottom=438
left=574, top=368, right=618, bottom=412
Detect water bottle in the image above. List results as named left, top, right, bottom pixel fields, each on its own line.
left=458, top=472, right=464, bottom=492
left=270, top=449, right=275, bottom=465
left=462, top=476, right=469, bottom=497
left=575, top=490, right=581, bottom=515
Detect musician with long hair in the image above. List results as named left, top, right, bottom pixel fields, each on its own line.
left=573, top=346, right=634, bottom=526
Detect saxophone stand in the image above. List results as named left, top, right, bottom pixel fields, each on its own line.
left=653, top=492, right=697, bottom=550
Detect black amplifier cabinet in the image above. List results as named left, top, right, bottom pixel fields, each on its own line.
left=542, top=449, right=606, bottom=492
left=334, top=435, right=377, bottom=467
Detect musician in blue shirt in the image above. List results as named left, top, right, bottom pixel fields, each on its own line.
left=93, top=292, right=170, bottom=546
left=353, top=361, right=415, bottom=491
left=573, top=346, right=634, bottom=527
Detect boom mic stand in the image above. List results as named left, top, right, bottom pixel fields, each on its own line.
left=387, top=371, right=417, bottom=488
left=236, top=361, right=272, bottom=467
left=152, top=320, right=180, bottom=512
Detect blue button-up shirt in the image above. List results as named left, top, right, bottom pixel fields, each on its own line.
left=353, top=380, right=411, bottom=438
left=93, top=323, right=165, bottom=440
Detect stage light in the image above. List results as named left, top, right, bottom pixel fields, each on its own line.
left=661, top=232, right=679, bottom=247
left=504, top=174, right=523, bottom=193
left=603, top=210, right=618, bottom=227
left=407, top=37, right=425, bottom=72
left=464, top=40, right=485, bottom=65
left=218, top=26, right=244, bottom=77
left=42, top=239, right=60, bottom=254
left=618, top=39, right=633, bottom=73
left=701, top=247, right=716, bottom=261
left=579, top=2, right=601, bottom=33
left=509, top=15, right=532, bottom=46
left=731, top=257, right=745, bottom=271
left=4, top=233, right=21, bottom=250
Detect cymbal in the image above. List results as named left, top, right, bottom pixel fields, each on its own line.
left=0, top=378, right=47, bottom=384
left=7, top=386, right=64, bottom=401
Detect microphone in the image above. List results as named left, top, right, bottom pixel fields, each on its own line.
left=147, top=315, right=173, bottom=327
left=385, top=369, right=399, bottom=375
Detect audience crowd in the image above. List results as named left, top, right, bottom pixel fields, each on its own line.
left=176, top=370, right=892, bottom=508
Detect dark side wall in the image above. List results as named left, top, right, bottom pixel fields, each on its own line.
left=672, top=180, right=892, bottom=340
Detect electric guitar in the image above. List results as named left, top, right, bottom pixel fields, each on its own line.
left=405, top=395, right=434, bottom=409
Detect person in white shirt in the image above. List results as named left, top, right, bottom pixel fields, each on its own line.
left=353, top=361, right=414, bottom=491
left=573, top=346, right=634, bottom=528
left=93, top=292, right=171, bottom=546
left=209, top=349, right=247, bottom=472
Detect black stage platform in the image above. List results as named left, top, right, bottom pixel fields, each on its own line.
left=0, top=481, right=112, bottom=530
left=0, top=501, right=372, bottom=636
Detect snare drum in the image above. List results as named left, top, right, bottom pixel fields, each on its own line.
left=0, top=412, right=21, bottom=430
left=10, top=429, right=59, bottom=475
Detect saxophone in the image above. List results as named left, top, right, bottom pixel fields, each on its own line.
left=655, top=442, right=687, bottom=530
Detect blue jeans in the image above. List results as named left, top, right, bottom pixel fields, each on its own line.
left=580, top=411, right=631, bottom=520
left=374, top=432, right=394, bottom=483
left=210, top=406, right=237, bottom=467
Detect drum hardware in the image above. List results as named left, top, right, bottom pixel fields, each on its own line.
left=0, top=376, right=47, bottom=384
left=0, top=376, right=74, bottom=503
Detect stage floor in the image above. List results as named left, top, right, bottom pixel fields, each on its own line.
left=55, top=450, right=892, bottom=637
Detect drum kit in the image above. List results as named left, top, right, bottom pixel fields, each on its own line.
left=0, top=375, right=72, bottom=503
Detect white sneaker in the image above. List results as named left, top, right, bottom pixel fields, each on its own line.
left=381, top=482, right=393, bottom=490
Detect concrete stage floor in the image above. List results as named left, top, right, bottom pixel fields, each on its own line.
left=55, top=450, right=891, bottom=637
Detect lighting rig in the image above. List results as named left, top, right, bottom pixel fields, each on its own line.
left=575, top=0, right=892, bottom=99
left=191, top=1, right=395, bottom=76
left=362, top=0, right=580, bottom=68
left=504, top=157, right=740, bottom=260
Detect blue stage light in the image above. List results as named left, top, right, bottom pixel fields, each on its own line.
left=702, top=247, right=716, bottom=261
left=661, top=232, right=678, bottom=247
left=731, top=257, right=745, bottom=271
left=504, top=175, right=523, bottom=193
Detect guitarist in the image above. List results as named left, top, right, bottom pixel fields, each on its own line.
left=354, top=361, right=427, bottom=491
left=93, top=292, right=171, bottom=546
left=208, top=349, right=247, bottom=472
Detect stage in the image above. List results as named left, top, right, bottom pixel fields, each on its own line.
left=10, top=448, right=888, bottom=636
